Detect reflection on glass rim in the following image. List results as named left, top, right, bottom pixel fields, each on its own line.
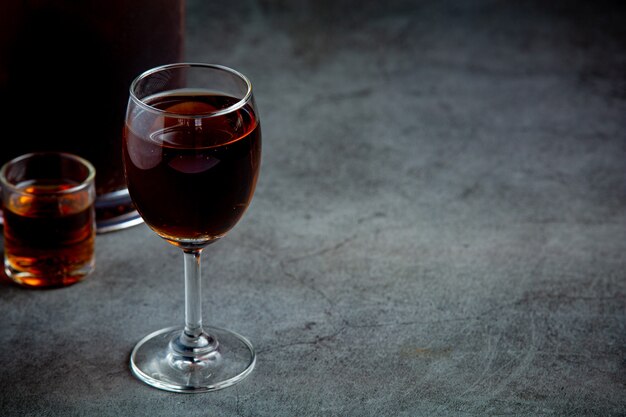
left=129, top=63, right=253, bottom=119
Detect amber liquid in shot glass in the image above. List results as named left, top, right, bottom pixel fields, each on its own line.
left=1, top=153, right=96, bottom=288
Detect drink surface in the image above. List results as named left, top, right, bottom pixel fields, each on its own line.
left=123, top=92, right=262, bottom=246
left=3, top=179, right=95, bottom=287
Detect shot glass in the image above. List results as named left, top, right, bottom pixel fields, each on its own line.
left=0, top=152, right=96, bottom=288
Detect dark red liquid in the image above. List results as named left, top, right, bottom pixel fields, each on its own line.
left=123, top=93, right=261, bottom=247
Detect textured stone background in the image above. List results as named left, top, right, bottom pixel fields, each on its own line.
left=1, top=0, right=625, bottom=415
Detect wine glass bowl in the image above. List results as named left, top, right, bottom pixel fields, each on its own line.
left=123, top=63, right=261, bottom=392
left=124, top=64, right=261, bottom=248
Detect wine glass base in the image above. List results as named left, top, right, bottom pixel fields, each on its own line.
left=130, top=325, right=256, bottom=393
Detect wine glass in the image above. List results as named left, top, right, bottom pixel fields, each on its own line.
left=123, top=63, right=261, bottom=392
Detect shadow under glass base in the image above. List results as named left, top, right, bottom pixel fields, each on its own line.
left=130, top=325, right=256, bottom=393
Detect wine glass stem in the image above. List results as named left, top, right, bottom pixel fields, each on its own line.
left=183, top=249, right=204, bottom=339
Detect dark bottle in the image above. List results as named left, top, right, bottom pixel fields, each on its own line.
left=0, top=0, right=185, bottom=231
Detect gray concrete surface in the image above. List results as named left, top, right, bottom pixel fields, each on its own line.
left=1, top=0, right=625, bottom=415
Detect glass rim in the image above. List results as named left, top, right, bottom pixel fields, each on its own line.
left=0, top=152, right=96, bottom=196
left=129, top=62, right=254, bottom=119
